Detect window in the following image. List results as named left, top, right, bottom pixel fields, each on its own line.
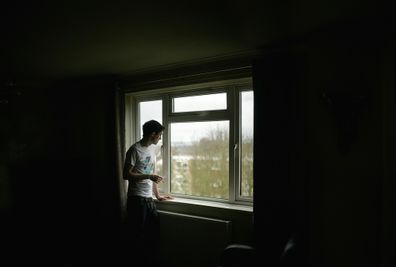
left=125, top=77, right=253, bottom=205
left=240, top=91, right=254, bottom=198
left=137, top=100, right=165, bottom=192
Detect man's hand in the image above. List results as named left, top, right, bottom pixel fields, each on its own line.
left=156, top=194, right=174, bottom=201
left=149, top=174, right=163, bottom=184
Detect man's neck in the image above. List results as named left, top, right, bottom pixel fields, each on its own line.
left=139, top=137, right=151, bottom=147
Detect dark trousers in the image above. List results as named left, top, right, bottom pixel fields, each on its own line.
left=125, top=196, right=160, bottom=265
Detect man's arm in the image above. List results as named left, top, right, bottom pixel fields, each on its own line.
left=153, top=182, right=160, bottom=199
left=125, top=164, right=163, bottom=183
left=152, top=182, right=174, bottom=201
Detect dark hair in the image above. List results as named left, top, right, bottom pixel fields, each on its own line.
left=142, top=120, right=165, bottom=137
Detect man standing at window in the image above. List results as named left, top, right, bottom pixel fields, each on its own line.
left=123, top=120, right=173, bottom=265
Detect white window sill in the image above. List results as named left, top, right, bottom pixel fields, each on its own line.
left=155, top=197, right=253, bottom=212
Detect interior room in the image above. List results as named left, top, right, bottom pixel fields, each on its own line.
left=1, top=1, right=395, bottom=266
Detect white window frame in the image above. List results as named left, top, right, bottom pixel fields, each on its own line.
left=125, top=77, right=253, bottom=206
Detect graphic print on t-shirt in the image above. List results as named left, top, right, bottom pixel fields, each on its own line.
left=143, top=156, right=154, bottom=174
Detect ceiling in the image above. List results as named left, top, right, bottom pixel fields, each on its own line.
left=0, top=0, right=385, bottom=85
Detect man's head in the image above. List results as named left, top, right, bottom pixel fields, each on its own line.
left=142, top=120, right=165, bottom=144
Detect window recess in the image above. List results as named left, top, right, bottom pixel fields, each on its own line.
left=125, top=77, right=253, bottom=206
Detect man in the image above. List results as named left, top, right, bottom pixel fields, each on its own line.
left=123, top=120, right=173, bottom=264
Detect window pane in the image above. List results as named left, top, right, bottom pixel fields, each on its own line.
left=139, top=100, right=165, bottom=192
left=170, top=121, right=229, bottom=199
left=173, top=93, right=227, bottom=112
left=139, top=100, right=163, bottom=138
left=241, top=91, right=253, bottom=198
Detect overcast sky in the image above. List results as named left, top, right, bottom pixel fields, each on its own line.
left=139, top=92, right=253, bottom=143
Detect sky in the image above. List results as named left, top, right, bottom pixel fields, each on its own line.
left=139, top=92, right=253, bottom=143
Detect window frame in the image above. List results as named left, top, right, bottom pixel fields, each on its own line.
left=125, top=77, right=253, bottom=206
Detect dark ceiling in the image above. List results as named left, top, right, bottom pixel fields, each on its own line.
left=0, top=0, right=389, bottom=85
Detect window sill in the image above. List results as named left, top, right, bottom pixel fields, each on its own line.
left=155, top=197, right=253, bottom=212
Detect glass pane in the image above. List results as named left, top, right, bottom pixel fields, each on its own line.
left=139, top=100, right=163, bottom=138
left=170, top=121, right=229, bottom=199
left=240, top=91, right=254, bottom=198
left=173, top=93, right=227, bottom=112
left=138, top=100, right=165, bottom=192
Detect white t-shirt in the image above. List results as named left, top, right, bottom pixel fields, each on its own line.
left=125, top=142, right=156, bottom=198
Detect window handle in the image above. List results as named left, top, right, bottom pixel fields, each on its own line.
left=233, top=143, right=238, bottom=150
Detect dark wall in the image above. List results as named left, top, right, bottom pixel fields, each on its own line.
left=253, top=51, right=305, bottom=266
left=1, top=17, right=394, bottom=267
left=0, top=78, right=120, bottom=266
left=252, top=19, right=395, bottom=267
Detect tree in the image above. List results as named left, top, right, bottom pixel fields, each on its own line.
left=188, top=126, right=229, bottom=199
left=241, top=135, right=253, bottom=197
left=170, top=125, right=253, bottom=199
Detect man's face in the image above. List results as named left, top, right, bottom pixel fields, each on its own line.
left=151, top=131, right=163, bottom=145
